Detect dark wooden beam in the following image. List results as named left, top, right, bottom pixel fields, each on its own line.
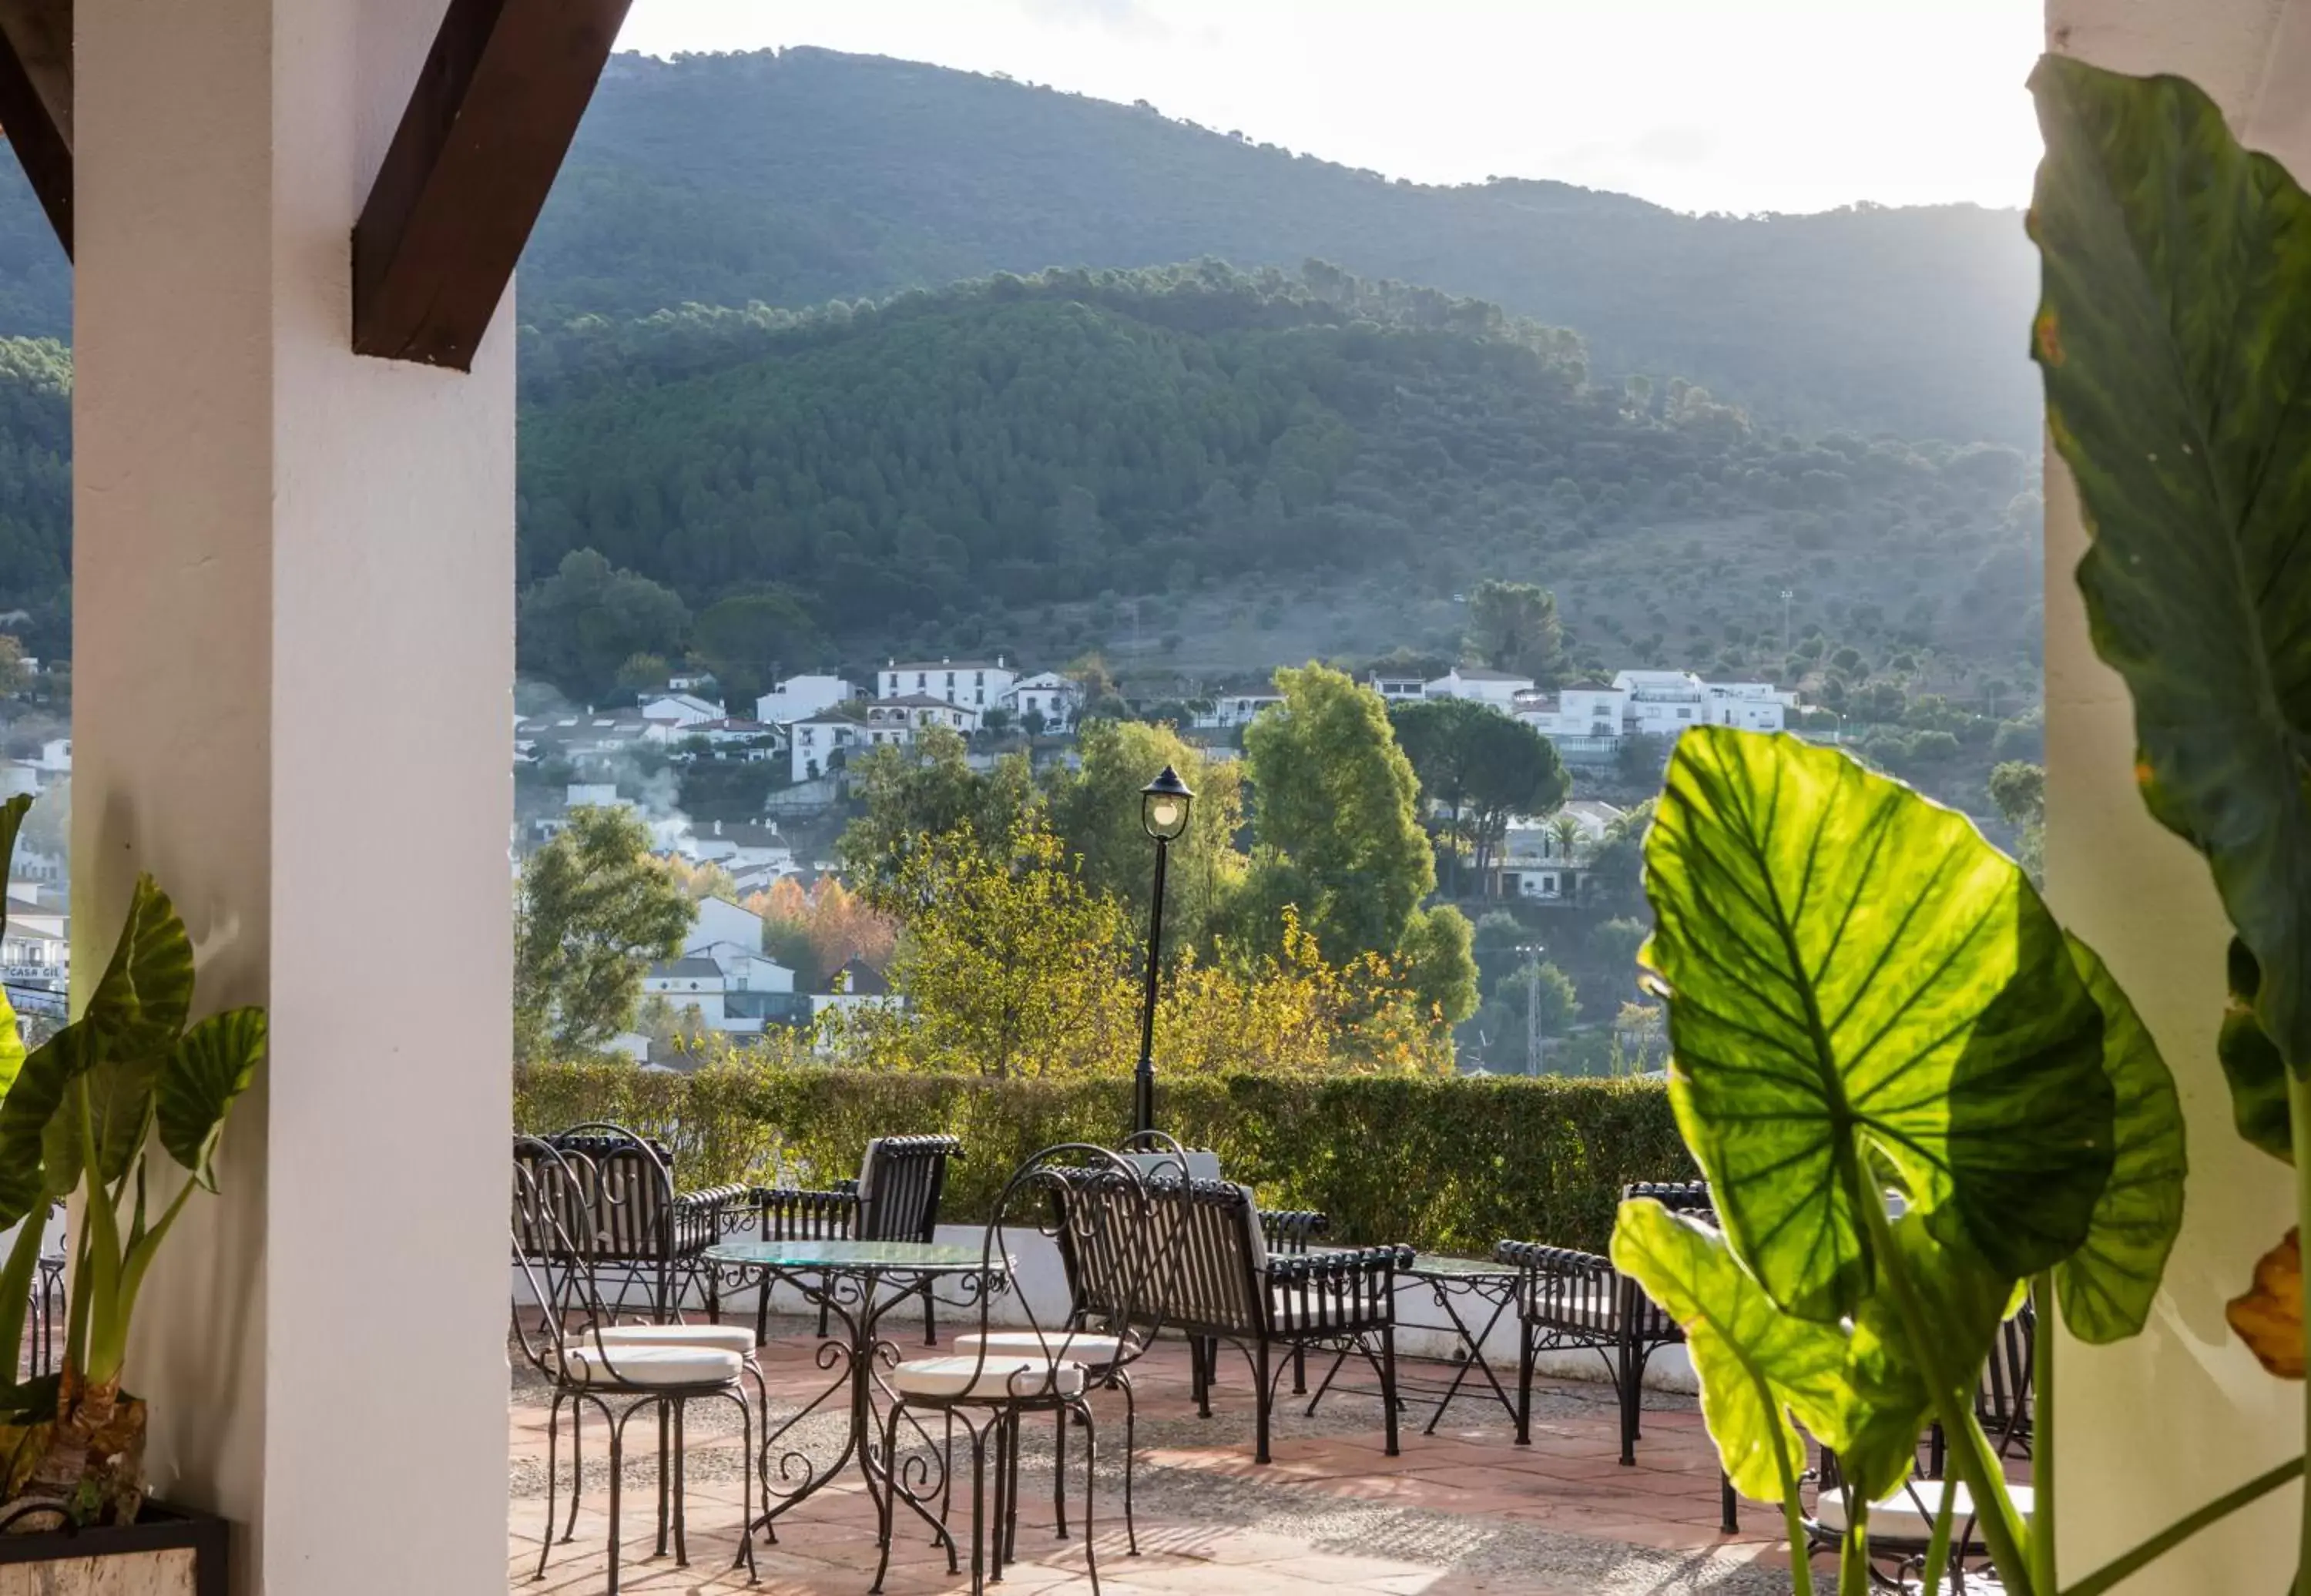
left=0, top=0, right=72, bottom=259
left=354, top=0, right=629, bottom=369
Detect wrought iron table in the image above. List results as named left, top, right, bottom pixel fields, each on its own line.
left=1308, top=1252, right=1521, bottom=1434
left=704, top=1238, right=1004, bottom=1557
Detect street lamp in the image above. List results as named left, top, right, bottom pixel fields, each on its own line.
left=1133, top=765, right=1194, bottom=1138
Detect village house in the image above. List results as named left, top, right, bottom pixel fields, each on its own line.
left=639, top=691, right=726, bottom=732
left=1003, top=670, right=1082, bottom=732
left=1494, top=799, right=1626, bottom=902
left=788, top=716, right=861, bottom=783
left=755, top=672, right=858, bottom=726
left=867, top=693, right=980, bottom=736
left=1367, top=671, right=1428, bottom=702
left=1425, top=666, right=1538, bottom=706
left=878, top=656, right=1017, bottom=711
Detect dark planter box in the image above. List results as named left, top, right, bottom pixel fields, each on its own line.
left=0, top=1499, right=228, bottom=1595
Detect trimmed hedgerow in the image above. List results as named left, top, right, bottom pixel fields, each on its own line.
left=515, top=1062, right=1688, bottom=1256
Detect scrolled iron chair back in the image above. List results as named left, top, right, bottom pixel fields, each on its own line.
left=540, top=1121, right=683, bottom=1320
left=964, top=1142, right=1154, bottom=1401
left=510, top=1134, right=652, bottom=1389
left=857, top=1133, right=964, bottom=1243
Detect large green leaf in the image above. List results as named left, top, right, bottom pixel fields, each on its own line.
left=0, top=793, right=30, bottom=1098
left=1643, top=727, right=2115, bottom=1321
left=2057, top=935, right=2188, bottom=1341
left=1610, top=1197, right=1850, bottom=1502
left=2031, top=54, right=2311, bottom=1074
left=2222, top=939, right=2293, bottom=1162
left=1837, top=1214, right=2021, bottom=1502
left=83, top=874, right=194, bottom=1062
left=156, top=1008, right=266, bottom=1189
left=0, top=1021, right=98, bottom=1228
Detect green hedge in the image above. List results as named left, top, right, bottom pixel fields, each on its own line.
left=514, top=1063, right=1689, bottom=1257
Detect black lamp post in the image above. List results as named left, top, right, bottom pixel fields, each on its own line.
left=1132, top=765, right=1193, bottom=1138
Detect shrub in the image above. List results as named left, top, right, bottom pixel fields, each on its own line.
left=514, top=1061, right=1687, bottom=1256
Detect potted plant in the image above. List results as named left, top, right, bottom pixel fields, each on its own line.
left=0, top=793, right=264, bottom=1595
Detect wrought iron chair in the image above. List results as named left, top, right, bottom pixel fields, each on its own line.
left=1118, top=1140, right=1331, bottom=1396
left=512, top=1132, right=762, bottom=1595
left=871, top=1143, right=1154, bottom=1596
left=542, top=1122, right=750, bottom=1322
left=1094, top=1155, right=1401, bottom=1465
left=1806, top=1296, right=2038, bottom=1590
left=1498, top=1179, right=1739, bottom=1532
left=750, top=1132, right=964, bottom=1346
left=17, top=1202, right=64, bottom=1380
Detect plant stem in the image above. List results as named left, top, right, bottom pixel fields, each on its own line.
left=2033, top=1271, right=2056, bottom=1594
left=1921, top=1473, right=1958, bottom=1596
left=2291, top=1068, right=2311, bottom=1596
left=1853, top=1178, right=2034, bottom=1595
left=0, top=1215, right=45, bottom=1388
left=1840, top=1504, right=1871, bottom=1594
left=1751, top=1363, right=1813, bottom=1596
left=2059, top=1454, right=2303, bottom=1596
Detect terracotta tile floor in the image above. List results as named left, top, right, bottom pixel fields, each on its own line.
left=510, top=1316, right=1813, bottom=1595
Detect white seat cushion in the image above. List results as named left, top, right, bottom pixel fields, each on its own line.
left=954, top=1330, right=1126, bottom=1365
left=557, top=1340, right=745, bottom=1388
left=1815, top=1480, right=2034, bottom=1541
left=888, top=1354, right=1086, bottom=1401
left=588, top=1322, right=756, bottom=1356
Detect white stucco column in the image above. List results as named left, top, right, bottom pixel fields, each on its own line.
left=2044, top=2, right=2311, bottom=1588
left=72, top=2, right=514, bottom=1591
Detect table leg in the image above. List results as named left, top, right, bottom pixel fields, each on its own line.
left=1423, top=1281, right=1519, bottom=1435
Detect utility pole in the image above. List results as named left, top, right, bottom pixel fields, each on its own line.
left=1780, top=588, right=1795, bottom=655
left=1516, top=941, right=1548, bottom=1075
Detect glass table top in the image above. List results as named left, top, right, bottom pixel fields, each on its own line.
left=1303, top=1246, right=1517, bottom=1279
left=703, top=1239, right=999, bottom=1273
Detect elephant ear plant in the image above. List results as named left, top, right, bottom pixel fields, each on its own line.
left=0, top=793, right=267, bottom=1527
left=1614, top=727, right=2198, bottom=1596
left=2032, top=45, right=2311, bottom=1588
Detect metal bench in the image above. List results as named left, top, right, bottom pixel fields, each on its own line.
left=750, top=1133, right=964, bottom=1346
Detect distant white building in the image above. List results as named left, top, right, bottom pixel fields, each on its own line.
left=673, top=820, right=796, bottom=880
left=1004, top=672, right=1082, bottom=733
left=756, top=673, right=857, bottom=726
left=663, top=717, right=783, bottom=758
left=639, top=692, right=724, bottom=731
left=1367, top=672, right=1427, bottom=702
left=31, top=738, right=67, bottom=774
left=1192, top=691, right=1284, bottom=731
left=879, top=657, right=1016, bottom=712
left=789, top=717, right=860, bottom=783
left=867, top=695, right=979, bottom=736
left=643, top=956, right=729, bottom=1031
left=1496, top=800, right=1625, bottom=901
left=686, top=894, right=766, bottom=957
left=1613, top=671, right=1790, bottom=736
left=1425, top=667, right=1535, bottom=707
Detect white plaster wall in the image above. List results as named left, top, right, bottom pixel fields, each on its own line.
left=75, top=1, right=515, bottom=1591
left=2044, top=2, right=2309, bottom=1586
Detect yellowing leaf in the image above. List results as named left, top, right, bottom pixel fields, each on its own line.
left=2229, top=1228, right=2304, bottom=1380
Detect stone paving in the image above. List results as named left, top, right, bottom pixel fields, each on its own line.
left=509, top=1314, right=1816, bottom=1596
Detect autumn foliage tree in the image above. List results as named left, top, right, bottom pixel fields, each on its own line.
left=746, top=875, right=896, bottom=990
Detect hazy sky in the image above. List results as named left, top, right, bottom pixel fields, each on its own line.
left=614, top=0, right=2044, bottom=216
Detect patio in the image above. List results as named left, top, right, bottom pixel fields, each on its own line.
left=508, top=1315, right=1796, bottom=1596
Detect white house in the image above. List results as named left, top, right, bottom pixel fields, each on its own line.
left=1004, top=671, right=1082, bottom=733
left=642, top=956, right=728, bottom=1031
left=690, top=938, right=794, bottom=996
left=1612, top=670, right=1791, bottom=736
left=810, top=957, right=898, bottom=1028
left=31, top=737, right=68, bottom=774
left=868, top=694, right=980, bottom=735
left=1367, top=672, right=1428, bottom=702
left=1517, top=681, right=1631, bottom=763
left=565, top=782, right=622, bottom=809
left=686, top=894, right=766, bottom=959
left=1424, top=667, right=1536, bottom=706
left=1192, top=692, right=1284, bottom=730
left=789, top=717, right=860, bottom=783
left=639, top=692, right=725, bottom=731
left=880, top=657, right=1017, bottom=712
left=756, top=673, right=857, bottom=726
left=662, top=716, right=783, bottom=758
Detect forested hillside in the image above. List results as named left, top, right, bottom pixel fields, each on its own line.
left=514, top=262, right=2039, bottom=693
left=0, top=48, right=2034, bottom=444
left=520, top=49, right=2037, bottom=444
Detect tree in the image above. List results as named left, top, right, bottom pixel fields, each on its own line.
left=827, top=817, right=1136, bottom=1078
left=1390, top=696, right=1491, bottom=895
left=689, top=588, right=823, bottom=706
left=1988, top=759, right=2046, bottom=884
left=1461, top=714, right=1569, bottom=890
left=748, top=875, right=897, bottom=991
left=1021, top=706, right=1048, bottom=739
left=1043, top=719, right=1246, bottom=957
left=615, top=652, right=671, bottom=695
left=654, top=853, right=740, bottom=904
left=514, top=806, right=697, bottom=1061
left=1546, top=813, right=1585, bottom=863
left=839, top=726, right=1040, bottom=900
left=1589, top=915, right=1649, bottom=976
left=0, top=634, right=29, bottom=697
left=515, top=549, right=690, bottom=702
left=1397, top=904, right=1480, bottom=1026
left=1242, top=664, right=1434, bottom=961
left=1581, top=800, right=1654, bottom=910
left=1464, top=578, right=1566, bottom=686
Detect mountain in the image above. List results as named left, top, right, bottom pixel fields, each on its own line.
left=0, top=48, right=2038, bottom=446
left=512, top=262, right=2040, bottom=696
left=518, top=48, right=2040, bottom=445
